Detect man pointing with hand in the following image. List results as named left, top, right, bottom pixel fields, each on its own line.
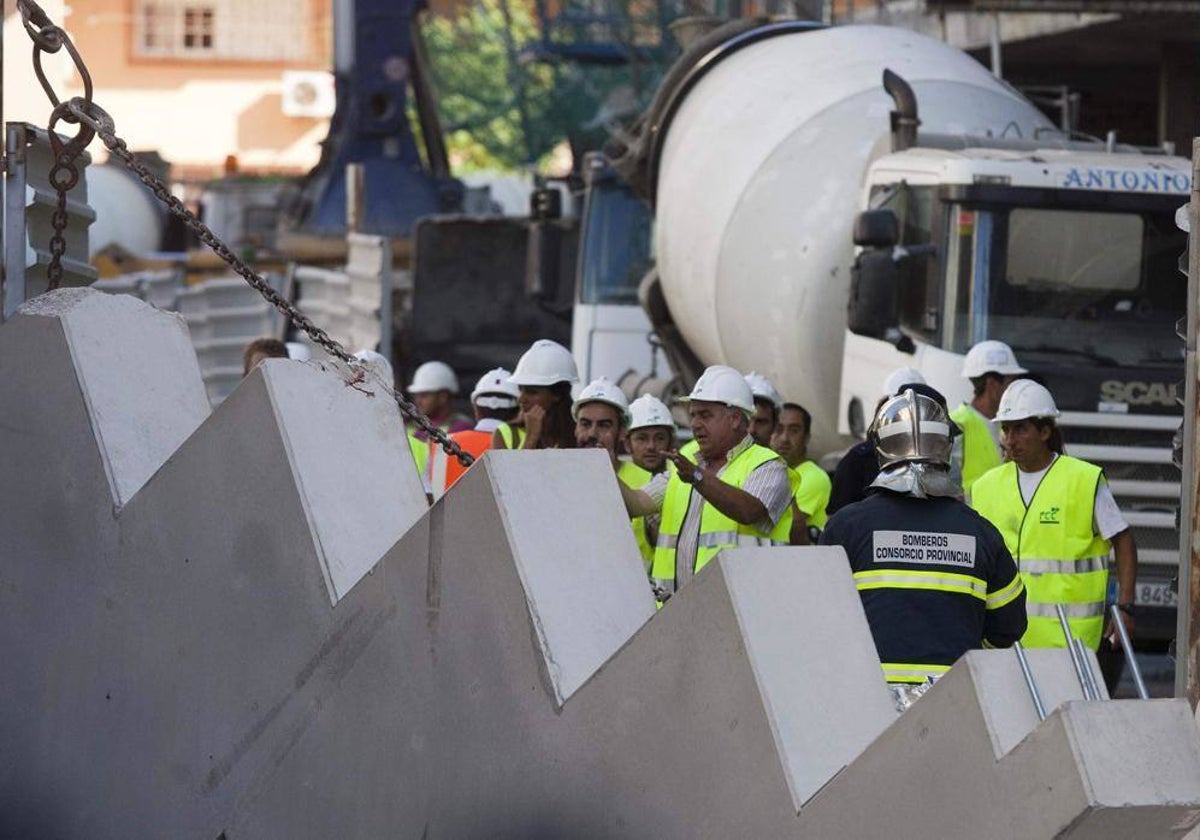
left=619, top=366, right=794, bottom=602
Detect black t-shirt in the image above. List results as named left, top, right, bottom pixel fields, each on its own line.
left=820, top=490, right=1027, bottom=669
left=827, top=441, right=879, bottom=516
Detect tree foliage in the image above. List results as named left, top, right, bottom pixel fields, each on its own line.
left=423, top=0, right=557, bottom=171
left=423, top=0, right=676, bottom=173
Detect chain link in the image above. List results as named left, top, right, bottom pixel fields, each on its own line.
left=15, top=0, right=474, bottom=467
left=19, top=0, right=96, bottom=290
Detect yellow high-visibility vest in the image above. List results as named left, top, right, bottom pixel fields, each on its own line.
left=950, top=403, right=1002, bottom=497
left=619, top=460, right=657, bottom=571
left=408, top=431, right=431, bottom=483
left=792, top=459, right=831, bottom=529
left=496, top=422, right=526, bottom=450
left=651, top=442, right=791, bottom=594
left=971, top=456, right=1110, bottom=649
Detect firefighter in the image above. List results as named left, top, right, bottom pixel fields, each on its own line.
left=971, top=380, right=1136, bottom=651
left=820, top=387, right=1026, bottom=710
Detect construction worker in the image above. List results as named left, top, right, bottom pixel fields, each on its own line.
left=829, top=367, right=927, bottom=515
left=820, top=388, right=1026, bottom=709
left=573, top=378, right=631, bottom=468
left=772, top=402, right=832, bottom=537
left=971, top=380, right=1137, bottom=651
left=952, top=340, right=1027, bottom=499
left=407, top=361, right=472, bottom=441
left=495, top=339, right=580, bottom=450
left=356, top=349, right=433, bottom=496
left=429, top=368, right=520, bottom=499
left=620, top=395, right=676, bottom=570
left=619, top=366, right=794, bottom=602
left=744, top=371, right=783, bottom=447
left=242, top=337, right=289, bottom=375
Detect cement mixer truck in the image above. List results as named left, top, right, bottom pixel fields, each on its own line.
left=569, top=21, right=1191, bottom=653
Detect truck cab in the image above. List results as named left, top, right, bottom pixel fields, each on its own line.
left=842, top=146, right=1191, bottom=647
left=570, top=153, right=670, bottom=388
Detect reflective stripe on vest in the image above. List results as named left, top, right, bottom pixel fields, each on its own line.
left=950, top=404, right=1002, bottom=497
left=853, top=569, right=988, bottom=601
left=881, top=662, right=952, bottom=684
left=971, top=456, right=1110, bottom=649
left=430, top=429, right=494, bottom=499
left=792, top=459, right=831, bottom=529
left=651, top=442, right=791, bottom=593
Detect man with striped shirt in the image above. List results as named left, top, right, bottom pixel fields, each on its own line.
left=619, top=366, right=794, bottom=602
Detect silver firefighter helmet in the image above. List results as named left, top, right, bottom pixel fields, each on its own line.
left=871, top=388, right=954, bottom=469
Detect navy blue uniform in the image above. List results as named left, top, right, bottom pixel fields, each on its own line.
left=820, top=489, right=1027, bottom=683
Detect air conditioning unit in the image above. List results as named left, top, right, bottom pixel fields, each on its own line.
left=281, top=70, right=336, bottom=118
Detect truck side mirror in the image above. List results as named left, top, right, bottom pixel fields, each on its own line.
left=853, top=209, right=898, bottom=248
left=848, top=249, right=899, bottom=340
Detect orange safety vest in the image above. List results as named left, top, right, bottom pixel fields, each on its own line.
left=429, top=429, right=494, bottom=499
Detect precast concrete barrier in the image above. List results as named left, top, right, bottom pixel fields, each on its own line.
left=3, top=288, right=1200, bottom=838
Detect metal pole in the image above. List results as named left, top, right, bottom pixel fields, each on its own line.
left=1180, top=137, right=1200, bottom=706
left=1014, top=642, right=1047, bottom=720
left=989, top=12, right=1003, bottom=79
left=1072, top=638, right=1101, bottom=701
left=1057, top=604, right=1092, bottom=699
left=346, top=163, right=365, bottom=234
left=1112, top=604, right=1150, bottom=700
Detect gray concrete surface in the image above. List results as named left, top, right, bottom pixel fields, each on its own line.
left=798, top=651, right=1200, bottom=839
left=5, top=289, right=1200, bottom=838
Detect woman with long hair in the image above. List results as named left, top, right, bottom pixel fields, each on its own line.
left=492, top=339, right=580, bottom=450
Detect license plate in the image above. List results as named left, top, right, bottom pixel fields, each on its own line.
left=1136, top=581, right=1178, bottom=609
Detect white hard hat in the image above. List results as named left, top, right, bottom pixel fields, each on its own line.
left=353, top=349, right=395, bottom=386
left=508, top=339, right=579, bottom=387
left=681, top=365, right=755, bottom=414
left=407, top=360, right=459, bottom=394
left=471, top=367, right=520, bottom=409
left=743, top=371, right=783, bottom=411
left=628, top=394, right=675, bottom=432
left=285, top=341, right=311, bottom=362
left=572, top=377, right=631, bottom=425
left=993, top=379, right=1059, bottom=423
left=961, top=340, right=1027, bottom=379
left=882, top=366, right=925, bottom=397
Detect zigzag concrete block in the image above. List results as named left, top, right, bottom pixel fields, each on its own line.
left=0, top=291, right=431, bottom=838
left=5, top=289, right=1200, bottom=838
left=798, top=649, right=1200, bottom=839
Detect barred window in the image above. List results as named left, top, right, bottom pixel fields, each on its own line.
left=133, top=0, right=315, bottom=61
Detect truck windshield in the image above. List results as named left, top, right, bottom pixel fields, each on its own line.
left=948, top=204, right=1185, bottom=367
left=578, top=183, right=654, bottom=306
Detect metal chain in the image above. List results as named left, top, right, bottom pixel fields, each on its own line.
left=19, top=0, right=96, bottom=290
left=15, top=0, right=473, bottom=467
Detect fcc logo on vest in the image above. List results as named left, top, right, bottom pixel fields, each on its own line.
left=873, top=531, right=977, bottom=567
left=1039, top=506, right=1061, bottom=525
